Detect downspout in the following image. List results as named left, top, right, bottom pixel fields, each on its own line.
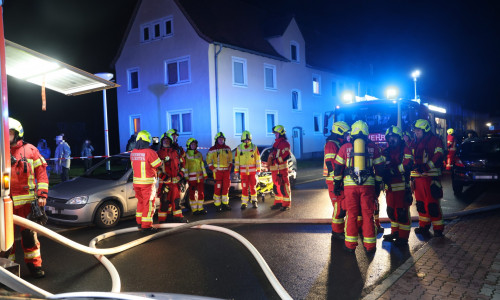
left=214, top=43, right=223, bottom=133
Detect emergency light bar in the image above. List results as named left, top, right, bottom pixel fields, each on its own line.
left=5, top=40, right=119, bottom=96
left=427, top=104, right=446, bottom=114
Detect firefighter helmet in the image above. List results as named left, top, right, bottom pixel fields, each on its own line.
left=413, top=119, right=431, bottom=133
left=241, top=131, right=252, bottom=142
left=385, top=125, right=403, bottom=138
left=447, top=128, right=454, bottom=135
left=214, top=132, right=226, bottom=141
left=332, top=121, right=350, bottom=136
left=186, top=138, right=197, bottom=149
left=273, top=125, right=286, bottom=135
left=9, top=117, right=24, bottom=138
left=160, top=131, right=173, bottom=142
left=350, top=120, right=369, bottom=136
left=167, top=128, right=179, bottom=136
left=136, top=130, right=152, bottom=143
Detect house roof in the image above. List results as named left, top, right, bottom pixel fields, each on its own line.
left=175, top=0, right=290, bottom=61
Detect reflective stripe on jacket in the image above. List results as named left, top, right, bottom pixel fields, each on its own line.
left=269, top=137, right=290, bottom=171
left=11, top=141, right=49, bottom=206
left=323, top=139, right=341, bottom=180
left=206, top=144, right=232, bottom=169
left=185, top=150, right=207, bottom=181
left=131, top=149, right=161, bottom=184
left=235, top=143, right=261, bottom=175
left=410, top=134, right=444, bottom=178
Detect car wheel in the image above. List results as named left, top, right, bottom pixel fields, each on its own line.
left=452, top=180, right=463, bottom=195
left=95, top=201, right=121, bottom=228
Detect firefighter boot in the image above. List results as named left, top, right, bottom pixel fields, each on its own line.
left=215, top=206, right=223, bottom=213
left=270, top=203, right=282, bottom=210
left=433, top=230, right=444, bottom=237
left=394, top=238, right=409, bottom=246
left=241, top=203, right=247, bottom=210
left=383, top=232, right=399, bottom=242
left=331, top=231, right=345, bottom=240
left=252, top=200, right=258, bottom=208
left=280, top=206, right=290, bottom=211
left=141, top=227, right=158, bottom=234
left=27, top=263, right=45, bottom=279
left=414, top=225, right=431, bottom=235
left=343, top=244, right=356, bottom=254
left=173, top=216, right=189, bottom=223
left=222, top=204, right=232, bottom=211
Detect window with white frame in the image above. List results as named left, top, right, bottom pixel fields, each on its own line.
left=130, top=115, right=141, bottom=135
left=167, top=110, right=192, bottom=134
left=313, top=114, right=321, bottom=133
left=233, top=109, right=248, bottom=135
left=165, top=56, right=191, bottom=86
left=266, top=110, right=278, bottom=135
left=140, top=16, right=173, bottom=43
left=292, top=89, right=301, bottom=111
left=264, top=64, right=276, bottom=90
left=290, top=41, right=299, bottom=63
left=127, top=68, right=139, bottom=92
left=232, top=57, right=247, bottom=86
left=313, top=74, right=321, bottom=95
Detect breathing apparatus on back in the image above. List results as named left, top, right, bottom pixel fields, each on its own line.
left=349, top=120, right=372, bottom=185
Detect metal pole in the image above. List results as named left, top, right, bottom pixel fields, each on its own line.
left=102, top=89, right=109, bottom=158
left=414, top=77, right=417, bottom=100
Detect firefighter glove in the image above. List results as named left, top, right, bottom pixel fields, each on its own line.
left=430, top=180, right=443, bottom=199
left=333, top=180, right=343, bottom=196
left=404, top=188, right=413, bottom=205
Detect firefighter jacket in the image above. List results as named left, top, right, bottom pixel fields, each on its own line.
left=268, top=137, right=290, bottom=172
left=447, top=134, right=456, bottom=152
left=172, top=142, right=186, bottom=174
left=185, top=149, right=207, bottom=182
left=10, top=140, right=49, bottom=207
left=410, top=134, right=444, bottom=178
left=131, top=149, right=161, bottom=185
left=323, top=138, right=342, bottom=181
left=382, top=143, right=413, bottom=191
left=206, top=144, right=232, bottom=171
left=333, top=140, right=385, bottom=186
left=234, top=143, right=261, bottom=175
left=158, top=147, right=184, bottom=184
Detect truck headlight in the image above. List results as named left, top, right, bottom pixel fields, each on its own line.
left=66, top=196, right=88, bottom=205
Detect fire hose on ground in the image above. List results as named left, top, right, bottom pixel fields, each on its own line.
left=1, top=204, right=500, bottom=299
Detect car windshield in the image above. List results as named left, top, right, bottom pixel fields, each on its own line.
left=460, top=140, right=500, bottom=158
left=82, top=156, right=131, bottom=180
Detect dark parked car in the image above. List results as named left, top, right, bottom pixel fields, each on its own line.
left=452, top=137, right=500, bottom=194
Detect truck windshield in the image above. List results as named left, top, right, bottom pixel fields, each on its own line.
left=335, top=102, right=397, bottom=134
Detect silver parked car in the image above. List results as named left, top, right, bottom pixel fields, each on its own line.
left=45, top=153, right=187, bottom=228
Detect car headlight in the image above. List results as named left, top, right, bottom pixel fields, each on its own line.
left=66, top=196, right=89, bottom=205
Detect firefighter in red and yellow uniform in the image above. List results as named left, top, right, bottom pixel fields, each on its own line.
left=185, top=138, right=208, bottom=215
left=445, top=128, right=456, bottom=171
left=131, top=130, right=161, bottom=232
left=235, top=131, right=261, bottom=209
left=381, top=126, right=414, bottom=246
left=323, top=121, right=350, bottom=239
left=157, top=132, right=187, bottom=223
left=410, top=119, right=445, bottom=237
left=5, top=118, right=48, bottom=278
left=333, top=120, right=385, bottom=253
left=207, top=132, right=233, bottom=212
left=269, top=125, right=292, bottom=211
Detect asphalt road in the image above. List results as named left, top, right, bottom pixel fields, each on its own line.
left=13, top=169, right=491, bottom=299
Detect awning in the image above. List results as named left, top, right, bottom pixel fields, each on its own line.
left=4, top=40, right=119, bottom=96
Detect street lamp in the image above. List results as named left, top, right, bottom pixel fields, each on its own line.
left=412, top=70, right=420, bottom=100
left=94, top=73, right=114, bottom=164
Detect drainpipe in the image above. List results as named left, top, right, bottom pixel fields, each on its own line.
left=214, top=43, right=223, bottom=133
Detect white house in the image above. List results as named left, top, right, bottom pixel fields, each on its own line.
left=114, top=0, right=360, bottom=158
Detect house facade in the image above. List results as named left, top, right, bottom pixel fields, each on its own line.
left=114, top=0, right=359, bottom=158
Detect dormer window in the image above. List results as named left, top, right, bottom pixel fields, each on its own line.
left=290, top=41, right=299, bottom=63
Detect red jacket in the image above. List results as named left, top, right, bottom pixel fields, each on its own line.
left=323, top=138, right=342, bottom=179
left=10, top=140, right=49, bottom=207
left=131, top=148, right=161, bottom=185
left=447, top=134, right=456, bottom=151
left=382, top=143, right=413, bottom=190
left=269, top=137, right=290, bottom=172
left=410, top=134, right=444, bottom=177
left=157, top=147, right=183, bottom=183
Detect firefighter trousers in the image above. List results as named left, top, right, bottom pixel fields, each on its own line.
left=213, top=169, right=231, bottom=206
left=385, top=189, right=411, bottom=239
left=4, top=204, right=43, bottom=267
left=133, top=183, right=156, bottom=229
left=414, top=177, right=444, bottom=231
left=241, top=172, right=257, bottom=205
left=326, top=180, right=345, bottom=233
left=272, top=169, right=291, bottom=207
left=446, top=150, right=456, bottom=170
left=158, top=183, right=183, bottom=222
left=188, top=180, right=205, bottom=212
left=344, top=185, right=376, bottom=251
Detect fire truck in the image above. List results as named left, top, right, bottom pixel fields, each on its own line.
left=324, top=98, right=447, bottom=147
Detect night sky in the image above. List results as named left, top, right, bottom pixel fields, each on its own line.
left=2, top=0, right=499, bottom=156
